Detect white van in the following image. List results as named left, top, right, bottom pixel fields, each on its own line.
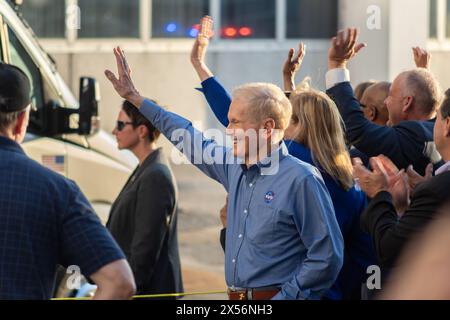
left=0, top=0, right=136, bottom=223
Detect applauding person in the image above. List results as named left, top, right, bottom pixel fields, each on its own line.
left=326, top=28, right=443, bottom=175
left=192, top=16, right=375, bottom=300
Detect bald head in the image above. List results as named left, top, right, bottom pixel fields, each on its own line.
left=360, top=81, right=391, bottom=126
left=355, top=80, right=377, bottom=101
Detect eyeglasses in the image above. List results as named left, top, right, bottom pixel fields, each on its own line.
left=116, top=121, right=134, bottom=131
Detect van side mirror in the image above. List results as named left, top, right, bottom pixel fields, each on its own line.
left=78, top=77, right=100, bottom=135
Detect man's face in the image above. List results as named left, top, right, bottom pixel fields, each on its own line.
left=360, top=91, right=374, bottom=121
left=226, top=98, right=263, bottom=160
left=360, top=84, right=390, bottom=126
left=385, top=75, right=407, bottom=126
left=434, top=111, right=448, bottom=154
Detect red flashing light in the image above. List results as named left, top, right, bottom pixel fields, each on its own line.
left=239, top=27, right=252, bottom=37
left=223, top=27, right=238, bottom=38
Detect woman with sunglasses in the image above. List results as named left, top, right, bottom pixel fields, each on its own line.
left=106, top=100, right=183, bottom=298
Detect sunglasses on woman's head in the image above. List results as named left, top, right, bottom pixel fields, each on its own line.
left=116, top=121, right=134, bottom=131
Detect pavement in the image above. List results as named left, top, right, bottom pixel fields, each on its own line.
left=95, top=156, right=229, bottom=300
left=172, top=163, right=228, bottom=300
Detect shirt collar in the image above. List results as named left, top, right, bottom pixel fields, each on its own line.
left=240, top=142, right=289, bottom=176
left=0, top=136, right=25, bottom=155
left=436, top=161, right=450, bottom=175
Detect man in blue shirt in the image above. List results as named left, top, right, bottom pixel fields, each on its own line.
left=105, top=47, right=344, bottom=300
left=0, top=63, right=135, bottom=300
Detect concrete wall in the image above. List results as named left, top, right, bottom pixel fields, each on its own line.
left=388, top=0, right=429, bottom=79
left=339, top=0, right=390, bottom=84
left=430, top=51, right=450, bottom=91
left=51, top=43, right=331, bottom=134
left=47, top=0, right=442, bottom=136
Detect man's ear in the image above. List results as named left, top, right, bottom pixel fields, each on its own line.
left=444, top=117, right=450, bottom=137
left=262, top=118, right=276, bottom=138
left=402, top=96, right=414, bottom=113
left=368, top=106, right=377, bottom=121
left=13, top=111, right=27, bottom=136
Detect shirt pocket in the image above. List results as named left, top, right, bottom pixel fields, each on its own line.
left=245, top=204, right=277, bottom=245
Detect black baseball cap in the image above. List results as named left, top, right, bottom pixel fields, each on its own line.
left=0, top=63, right=31, bottom=112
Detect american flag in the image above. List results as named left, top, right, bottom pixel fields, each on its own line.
left=42, top=155, right=66, bottom=173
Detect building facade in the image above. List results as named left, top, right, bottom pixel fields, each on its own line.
left=19, top=0, right=442, bottom=133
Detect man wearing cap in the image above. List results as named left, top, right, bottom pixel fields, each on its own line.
left=0, top=63, right=136, bottom=300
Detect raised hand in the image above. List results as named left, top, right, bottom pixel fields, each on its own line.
left=105, top=46, right=143, bottom=108
left=190, top=16, right=215, bottom=81
left=283, top=42, right=306, bottom=92
left=328, top=28, right=366, bottom=69
left=412, top=47, right=431, bottom=69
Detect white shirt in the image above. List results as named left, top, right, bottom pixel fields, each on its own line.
left=436, top=161, right=450, bottom=175
left=325, top=68, right=351, bottom=90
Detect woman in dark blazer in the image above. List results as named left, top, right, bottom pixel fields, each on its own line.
left=107, top=100, right=183, bottom=298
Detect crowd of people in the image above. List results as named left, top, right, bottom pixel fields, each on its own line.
left=1, top=15, right=449, bottom=300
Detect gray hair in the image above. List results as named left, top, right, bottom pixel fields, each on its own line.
left=402, top=68, right=442, bottom=115
left=232, top=83, right=292, bottom=130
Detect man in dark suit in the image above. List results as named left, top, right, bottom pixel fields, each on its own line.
left=353, top=87, right=450, bottom=274
left=325, top=28, right=443, bottom=175
left=107, top=101, right=183, bottom=298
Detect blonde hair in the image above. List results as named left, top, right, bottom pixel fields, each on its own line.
left=290, top=88, right=354, bottom=190
left=232, top=83, right=292, bottom=131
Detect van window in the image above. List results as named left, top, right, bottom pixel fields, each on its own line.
left=7, top=26, right=44, bottom=111
left=20, top=0, right=65, bottom=38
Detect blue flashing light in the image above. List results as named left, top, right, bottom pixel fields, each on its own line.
left=189, top=28, right=199, bottom=38
left=166, top=23, right=177, bottom=33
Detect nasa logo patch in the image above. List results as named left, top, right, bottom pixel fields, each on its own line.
left=264, top=191, right=275, bottom=204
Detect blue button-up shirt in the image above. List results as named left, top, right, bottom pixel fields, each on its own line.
left=140, top=99, right=344, bottom=299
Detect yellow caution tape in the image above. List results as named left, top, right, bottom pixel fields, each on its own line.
left=51, top=290, right=227, bottom=301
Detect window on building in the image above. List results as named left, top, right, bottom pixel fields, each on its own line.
left=446, top=0, right=450, bottom=37
left=78, top=0, right=140, bottom=38
left=20, top=0, right=65, bottom=38
left=152, top=0, right=209, bottom=38
left=286, top=0, right=338, bottom=39
left=430, top=0, right=438, bottom=38
left=220, top=0, right=275, bottom=39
